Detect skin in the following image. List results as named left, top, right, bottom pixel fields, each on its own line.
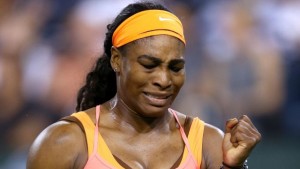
left=27, top=35, right=261, bottom=169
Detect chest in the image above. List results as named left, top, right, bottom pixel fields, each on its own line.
left=101, top=129, right=185, bottom=169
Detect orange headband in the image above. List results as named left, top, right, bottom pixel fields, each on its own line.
left=112, top=10, right=186, bottom=47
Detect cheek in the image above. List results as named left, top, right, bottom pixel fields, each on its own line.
left=174, top=74, right=185, bottom=89
left=128, top=71, right=148, bottom=86
left=172, top=72, right=185, bottom=90
left=121, top=63, right=147, bottom=88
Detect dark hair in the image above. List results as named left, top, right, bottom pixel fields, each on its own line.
left=76, top=1, right=170, bottom=111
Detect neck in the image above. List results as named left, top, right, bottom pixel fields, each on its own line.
left=110, top=97, right=174, bottom=133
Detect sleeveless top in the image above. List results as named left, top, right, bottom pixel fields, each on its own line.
left=62, top=106, right=205, bottom=169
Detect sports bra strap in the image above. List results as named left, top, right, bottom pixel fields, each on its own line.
left=93, top=105, right=101, bottom=153
left=168, top=108, right=193, bottom=154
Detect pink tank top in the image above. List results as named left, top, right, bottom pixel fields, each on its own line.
left=83, top=106, right=200, bottom=169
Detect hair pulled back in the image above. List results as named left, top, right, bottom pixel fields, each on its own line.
left=76, top=1, right=170, bottom=111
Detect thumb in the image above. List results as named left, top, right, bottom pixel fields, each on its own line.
left=225, top=118, right=238, bottom=133
left=224, top=118, right=239, bottom=149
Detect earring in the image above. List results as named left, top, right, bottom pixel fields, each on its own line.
left=113, top=68, right=118, bottom=72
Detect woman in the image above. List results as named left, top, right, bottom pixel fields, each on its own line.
left=27, top=1, right=261, bottom=169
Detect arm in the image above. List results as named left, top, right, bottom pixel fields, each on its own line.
left=201, top=115, right=261, bottom=169
left=201, top=123, right=224, bottom=169
left=27, top=121, right=87, bottom=169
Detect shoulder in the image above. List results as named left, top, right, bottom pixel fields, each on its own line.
left=36, top=120, right=85, bottom=146
left=27, top=120, right=87, bottom=169
left=203, top=123, right=224, bottom=142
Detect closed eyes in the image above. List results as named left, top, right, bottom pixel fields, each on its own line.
left=137, top=55, right=185, bottom=72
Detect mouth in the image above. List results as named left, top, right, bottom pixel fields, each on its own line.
left=143, top=92, right=172, bottom=107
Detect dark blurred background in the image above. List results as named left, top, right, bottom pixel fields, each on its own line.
left=0, top=0, right=299, bottom=168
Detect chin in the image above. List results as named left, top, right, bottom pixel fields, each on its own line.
left=139, top=104, right=170, bottom=118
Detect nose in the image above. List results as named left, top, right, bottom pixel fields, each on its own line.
left=153, top=69, right=172, bottom=89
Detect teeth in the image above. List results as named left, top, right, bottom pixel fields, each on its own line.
left=146, top=94, right=167, bottom=99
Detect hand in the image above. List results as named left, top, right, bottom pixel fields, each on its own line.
left=222, top=115, right=261, bottom=167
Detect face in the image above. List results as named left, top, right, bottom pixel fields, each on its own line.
left=112, top=35, right=185, bottom=117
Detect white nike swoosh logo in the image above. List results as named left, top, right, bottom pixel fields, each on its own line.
left=158, top=16, right=173, bottom=22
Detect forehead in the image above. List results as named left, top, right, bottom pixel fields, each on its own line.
left=121, top=35, right=185, bottom=60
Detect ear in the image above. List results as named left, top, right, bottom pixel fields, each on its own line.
left=110, top=46, right=122, bottom=72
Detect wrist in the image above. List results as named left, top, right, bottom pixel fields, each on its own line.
left=220, top=161, right=248, bottom=169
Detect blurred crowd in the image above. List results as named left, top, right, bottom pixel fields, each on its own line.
left=0, top=0, right=299, bottom=168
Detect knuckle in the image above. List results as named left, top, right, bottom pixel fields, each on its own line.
left=257, top=132, right=262, bottom=141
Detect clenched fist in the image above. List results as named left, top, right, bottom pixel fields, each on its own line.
left=222, top=115, right=261, bottom=167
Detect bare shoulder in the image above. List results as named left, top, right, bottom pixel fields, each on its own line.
left=201, top=123, right=224, bottom=169
left=203, top=123, right=224, bottom=142
left=172, top=110, right=188, bottom=126
left=27, top=120, right=87, bottom=169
